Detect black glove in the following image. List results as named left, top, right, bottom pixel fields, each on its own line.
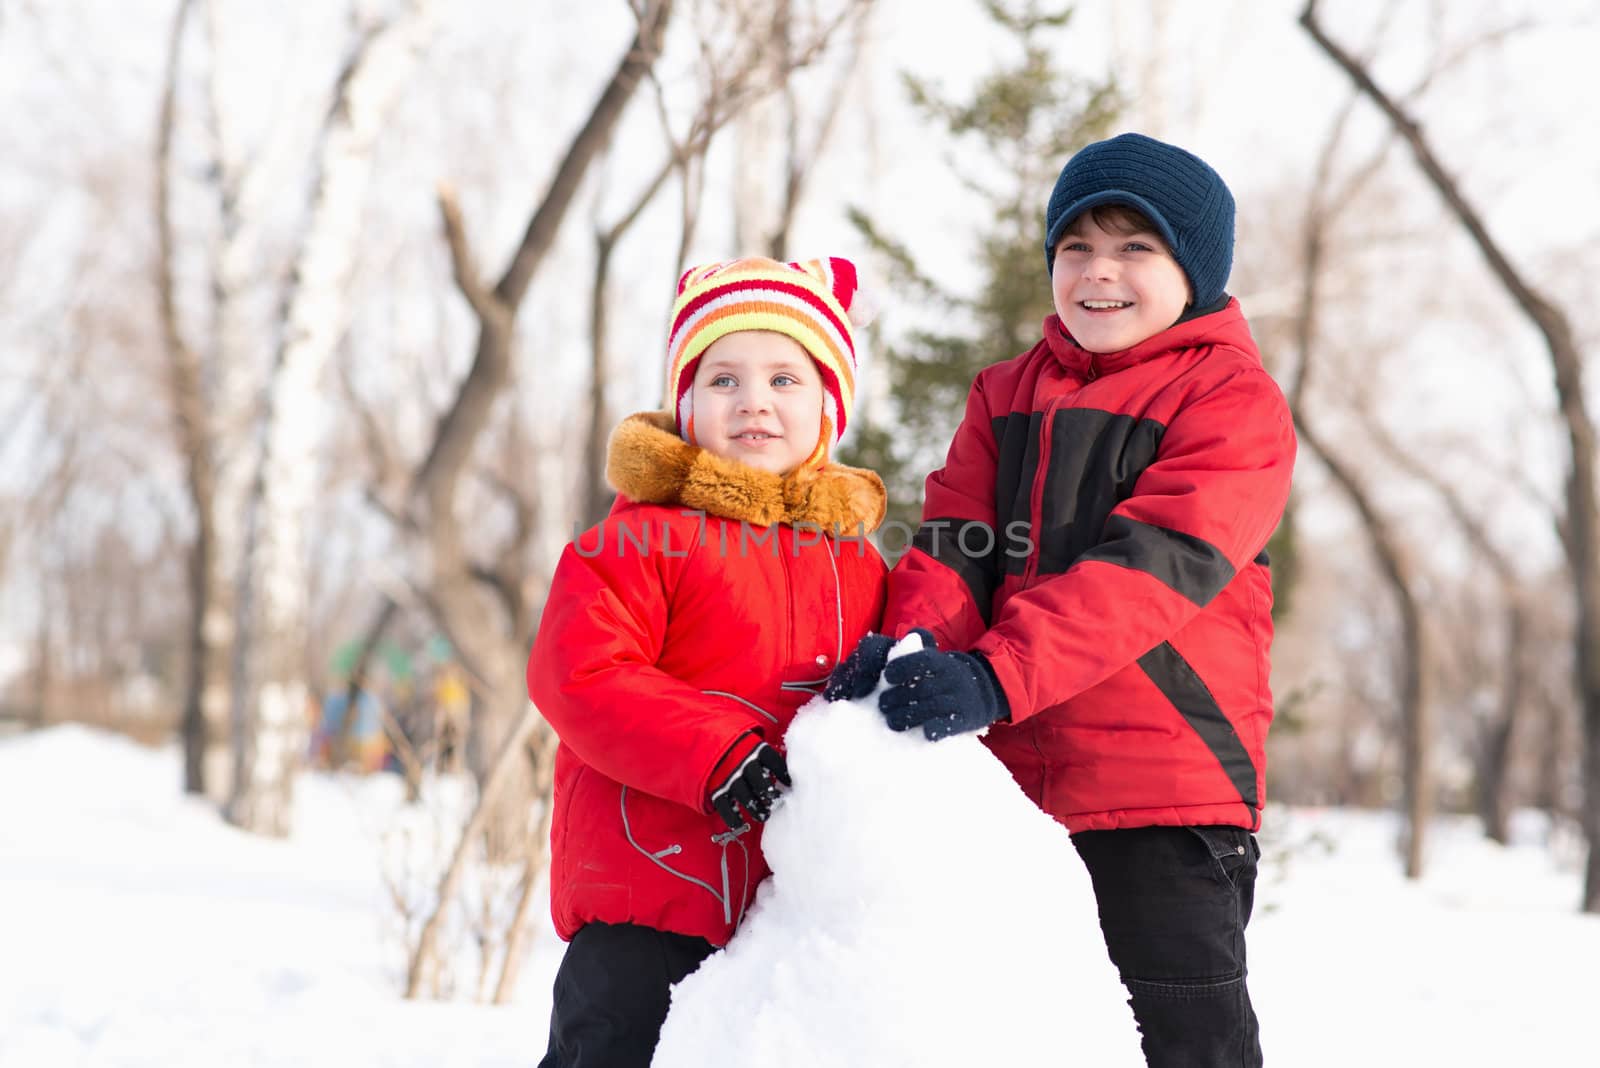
left=824, top=628, right=936, bottom=702
left=879, top=649, right=1010, bottom=741
left=710, top=743, right=792, bottom=831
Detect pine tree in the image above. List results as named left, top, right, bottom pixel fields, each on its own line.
left=841, top=0, right=1118, bottom=539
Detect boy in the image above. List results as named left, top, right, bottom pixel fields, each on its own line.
left=828, top=133, right=1294, bottom=1066
left=528, top=256, right=887, bottom=1068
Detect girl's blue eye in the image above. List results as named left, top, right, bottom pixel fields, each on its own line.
left=709, top=374, right=736, bottom=387
left=772, top=374, right=800, bottom=387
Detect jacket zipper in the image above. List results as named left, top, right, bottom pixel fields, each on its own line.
left=825, top=534, right=844, bottom=665
left=778, top=526, right=843, bottom=685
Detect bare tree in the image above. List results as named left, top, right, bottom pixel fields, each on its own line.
left=1280, top=89, right=1434, bottom=877
left=1355, top=408, right=1548, bottom=843
left=581, top=0, right=873, bottom=526
left=395, top=0, right=676, bottom=999
left=191, top=0, right=266, bottom=804
left=3, top=118, right=184, bottom=741
left=1302, top=0, right=1600, bottom=911
left=395, top=0, right=874, bottom=1000
left=227, top=0, right=439, bottom=836
left=156, top=0, right=214, bottom=795
left=736, top=0, right=871, bottom=260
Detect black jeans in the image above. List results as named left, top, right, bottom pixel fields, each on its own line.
left=538, top=921, right=717, bottom=1068
left=1073, top=825, right=1263, bottom=1067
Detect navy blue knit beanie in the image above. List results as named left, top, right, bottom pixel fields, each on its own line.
left=1044, top=132, right=1235, bottom=309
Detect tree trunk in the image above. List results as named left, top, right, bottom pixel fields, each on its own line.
left=228, top=0, right=437, bottom=835
left=392, top=0, right=887, bottom=997
left=731, top=0, right=863, bottom=262
left=1299, top=420, right=1431, bottom=875
left=732, top=94, right=778, bottom=256
left=580, top=144, right=684, bottom=529
left=156, top=0, right=214, bottom=795
left=200, top=0, right=271, bottom=805
left=583, top=233, right=617, bottom=529
left=1354, top=408, right=1533, bottom=847
left=582, top=0, right=867, bottom=522
left=1302, top=0, right=1600, bottom=910
left=1284, top=84, right=1430, bottom=877
left=1534, top=692, right=1570, bottom=817
left=416, top=0, right=674, bottom=805
left=31, top=603, right=51, bottom=727
left=1478, top=604, right=1526, bottom=844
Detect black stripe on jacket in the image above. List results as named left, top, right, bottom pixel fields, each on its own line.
left=1079, top=515, right=1236, bottom=606
left=1137, top=641, right=1260, bottom=812
left=992, top=413, right=1043, bottom=575
left=1034, top=408, right=1165, bottom=576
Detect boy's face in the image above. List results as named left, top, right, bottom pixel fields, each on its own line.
left=1050, top=213, right=1191, bottom=354
left=690, top=330, right=824, bottom=476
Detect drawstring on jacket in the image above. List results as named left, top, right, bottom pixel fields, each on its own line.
left=622, top=785, right=755, bottom=928
left=710, top=824, right=753, bottom=927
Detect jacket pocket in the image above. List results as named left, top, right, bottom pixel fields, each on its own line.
left=619, top=785, right=739, bottom=924
left=1184, top=824, right=1256, bottom=891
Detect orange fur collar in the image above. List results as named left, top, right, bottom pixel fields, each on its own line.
left=606, top=411, right=887, bottom=533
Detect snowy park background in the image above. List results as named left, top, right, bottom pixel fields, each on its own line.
left=5, top=0, right=1600, bottom=1064
left=3, top=718, right=1595, bottom=1067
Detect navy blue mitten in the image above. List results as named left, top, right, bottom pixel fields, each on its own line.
left=879, top=649, right=1010, bottom=741
left=824, top=629, right=936, bottom=702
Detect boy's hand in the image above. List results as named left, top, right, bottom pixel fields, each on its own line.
left=824, top=628, right=936, bottom=702
left=710, top=744, right=792, bottom=831
left=879, top=649, right=1010, bottom=741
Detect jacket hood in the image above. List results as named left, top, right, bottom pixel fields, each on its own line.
left=1043, top=297, right=1258, bottom=378
left=606, top=411, right=888, bottom=533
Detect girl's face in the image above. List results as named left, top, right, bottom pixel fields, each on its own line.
left=690, top=331, right=824, bottom=476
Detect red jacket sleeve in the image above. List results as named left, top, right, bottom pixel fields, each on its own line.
left=527, top=526, right=768, bottom=812
left=882, top=371, right=1002, bottom=650
left=974, top=367, right=1295, bottom=722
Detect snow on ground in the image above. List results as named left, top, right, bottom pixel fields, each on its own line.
left=2, top=722, right=1596, bottom=1067
left=0, top=725, right=558, bottom=1068
left=1249, top=804, right=1596, bottom=1064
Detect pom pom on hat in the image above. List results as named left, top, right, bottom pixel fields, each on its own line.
left=665, top=256, right=864, bottom=456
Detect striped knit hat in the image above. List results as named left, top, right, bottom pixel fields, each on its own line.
left=666, top=256, right=862, bottom=467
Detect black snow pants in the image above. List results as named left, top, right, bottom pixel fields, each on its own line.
left=538, top=921, right=717, bottom=1068
left=1073, top=824, right=1264, bottom=1067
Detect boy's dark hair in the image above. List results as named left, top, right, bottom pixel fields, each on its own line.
left=1056, top=204, right=1174, bottom=253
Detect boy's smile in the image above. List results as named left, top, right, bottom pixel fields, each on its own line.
left=690, top=330, right=824, bottom=476
left=1051, top=213, right=1192, bottom=354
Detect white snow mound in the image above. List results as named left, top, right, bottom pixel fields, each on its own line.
left=653, top=637, right=1141, bottom=1067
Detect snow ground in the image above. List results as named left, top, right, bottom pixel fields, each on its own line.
left=0, top=725, right=556, bottom=1068
left=2, top=722, right=1595, bottom=1067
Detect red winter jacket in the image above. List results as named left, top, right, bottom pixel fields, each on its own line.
left=883, top=300, right=1295, bottom=833
left=528, top=412, right=886, bottom=946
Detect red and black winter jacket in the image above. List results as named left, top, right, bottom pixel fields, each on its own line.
left=528, top=413, right=887, bottom=946
left=882, top=300, right=1295, bottom=833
